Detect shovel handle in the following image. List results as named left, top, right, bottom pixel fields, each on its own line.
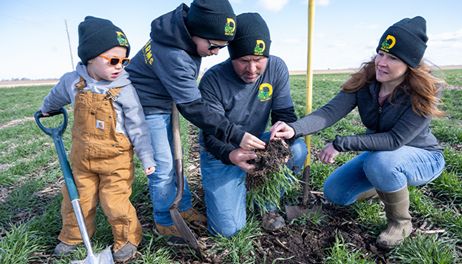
left=34, top=108, right=78, bottom=201
left=34, top=108, right=68, bottom=137
left=171, top=104, right=184, bottom=209
left=302, top=166, right=311, bottom=206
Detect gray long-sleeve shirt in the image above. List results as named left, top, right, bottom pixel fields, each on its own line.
left=40, top=63, right=156, bottom=169
left=290, top=81, right=442, bottom=152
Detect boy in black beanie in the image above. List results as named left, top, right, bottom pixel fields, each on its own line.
left=40, top=16, right=155, bottom=262
left=197, top=12, right=307, bottom=237
left=126, top=1, right=267, bottom=244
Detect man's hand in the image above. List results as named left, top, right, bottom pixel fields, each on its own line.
left=318, top=143, right=339, bottom=164
left=270, top=121, right=295, bottom=140
left=229, top=148, right=257, bottom=172
left=240, top=132, right=266, bottom=150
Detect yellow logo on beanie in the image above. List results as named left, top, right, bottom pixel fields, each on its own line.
left=258, top=83, right=273, bottom=101
left=116, top=31, right=129, bottom=47
left=254, top=40, right=266, bottom=56
left=380, top=34, right=396, bottom=52
left=225, top=18, right=236, bottom=36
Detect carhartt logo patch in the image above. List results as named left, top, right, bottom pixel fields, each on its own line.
left=254, top=40, right=265, bottom=55
left=116, top=31, right=129, bottom=48
left=380, top=34, right=396, bottom=52
left=258, top=83, right=273, bottom=101
left=225, top=18, right=236, bottom=36
left=96, top=120, right=105, bottom=130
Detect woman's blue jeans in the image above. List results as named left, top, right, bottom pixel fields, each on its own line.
left=200, top=134, right=307, bottom=237
left=145, top=114, right=192, bottom=226
left=323, top=146, right=445, bottom=206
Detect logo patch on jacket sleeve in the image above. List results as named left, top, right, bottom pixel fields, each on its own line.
left=258, top=83, right=273, bottom=101
left=143, top=40, right=154, bottom=65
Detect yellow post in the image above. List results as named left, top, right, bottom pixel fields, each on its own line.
left=305, top=0, right=315, bottom=169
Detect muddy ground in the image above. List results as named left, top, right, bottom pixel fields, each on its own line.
left=161, top=127, right=392, bottom=264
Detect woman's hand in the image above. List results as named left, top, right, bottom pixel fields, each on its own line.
left=145, top=166, right=156, bottom=175
left=270, top=121, right=295, bottom=140
left=229, top=148, right=257, bottom=172
left=240, top=132, right=266, bottom=150
left=318, top=143, right=339, bottom=164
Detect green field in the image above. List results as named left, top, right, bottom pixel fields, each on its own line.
left=0, top=69, right=461, bottom=263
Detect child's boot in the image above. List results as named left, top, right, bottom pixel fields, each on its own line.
left=53, top=242, right=77, bottom=256
left=113, top=242, right=137, bottom=262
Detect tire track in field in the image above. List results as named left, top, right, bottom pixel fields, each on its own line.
left=0, top=117, right=35, bottom=130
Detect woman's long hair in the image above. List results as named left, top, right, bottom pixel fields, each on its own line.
left=341, top=56, right=445, bottom=117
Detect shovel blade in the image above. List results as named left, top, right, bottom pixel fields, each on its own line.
left=70, top=246, right=114, bottom=264
left=170, top=209, right=200, bottom=250
left=285, top=205, right=309, bottom=222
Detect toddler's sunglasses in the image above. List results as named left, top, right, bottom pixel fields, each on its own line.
left=99, top=55, right=130, bottom=67
left=208, top=40, right=228, bottom=51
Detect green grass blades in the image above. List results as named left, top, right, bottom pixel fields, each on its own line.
left=211, top=218, right=262, bottom=264
left=0, top=224, right=43, bottom=264
left=390, top=233, right=458, bottom=264
left=289, top=207, right=327, bottom=227
left=325, top=233, right=374, bottom=264
left=132, top=233, right=173, bottom=264
left=246, top=165, right=299, bottom=215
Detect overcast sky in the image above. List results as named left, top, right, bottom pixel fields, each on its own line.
left=1, top=0, right=461, bottom=80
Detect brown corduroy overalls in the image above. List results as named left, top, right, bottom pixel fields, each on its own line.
left=58, top=79, right=142, bottom=251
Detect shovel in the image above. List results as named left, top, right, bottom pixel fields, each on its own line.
left=285, top=166, right=311, bottom=221
left=170, top=104, right=200, bottom=252
left=35, top=108, right=114, bottom=264
left=285, top=0, right=316, bottom=222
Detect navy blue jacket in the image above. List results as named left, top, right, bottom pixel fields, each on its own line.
left=199, top=56, right=297, bottom=164
left=127, top=4, right=245, bottom=146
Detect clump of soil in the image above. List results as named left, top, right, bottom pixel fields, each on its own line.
left=247, top=140, right=291, bottom=189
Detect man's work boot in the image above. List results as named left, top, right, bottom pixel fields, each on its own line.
left=53, top=242, right=77, bottom=256
left=377, top=187, right=413, bottom=249
left=180, top=208, right=207, bottom=225
left=262, top=211, right=286, bottom=232
left=113, top=242, right=137, bottom=262
left=357, top=188, right=379, bottom=201
left=156, top=224, right=187, bottom=246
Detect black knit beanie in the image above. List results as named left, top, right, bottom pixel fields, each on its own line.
left=228, top=13, right=271, bottom=60
left=186, top=0, right=236, bottom=41
left=376, top=16, right=427, bottom=68
left=78, top=16, right=130, bottom=65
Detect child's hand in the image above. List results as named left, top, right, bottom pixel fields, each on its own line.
left=145, top=166, right=155, bottom=175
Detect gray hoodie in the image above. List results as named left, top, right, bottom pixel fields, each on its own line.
left=40, top=63, right=156, bottom=169
left=290, top=80, right=442, bottom=152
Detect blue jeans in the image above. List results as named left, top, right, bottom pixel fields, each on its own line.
left=145, top=114, right=192, bottom=226
left=323, top=146, right=445, bottom=206
left=200, top=134, right=307, bottom=237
